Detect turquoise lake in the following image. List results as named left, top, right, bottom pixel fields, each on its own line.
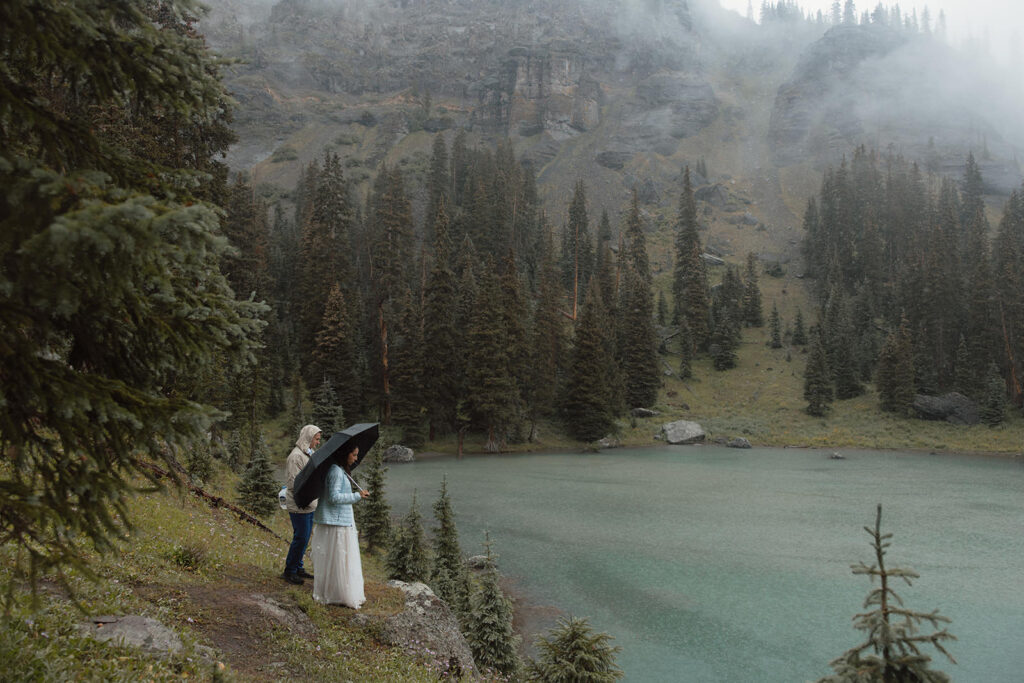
left=382, top=446, right=1024, bottom=682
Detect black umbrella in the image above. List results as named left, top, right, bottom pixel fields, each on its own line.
left=292, top=423, right=379, bottom=509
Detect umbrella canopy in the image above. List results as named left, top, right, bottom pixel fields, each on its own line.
left=292, top=423, right=379, bottom=509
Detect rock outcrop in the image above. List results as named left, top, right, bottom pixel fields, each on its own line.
left=353, top=581, right=476, bottom=678
left=912, top=392, right=980, bottom=426
left=661, top=420, right=706, bottom=444
left=383, top=445, right=415, bottom=463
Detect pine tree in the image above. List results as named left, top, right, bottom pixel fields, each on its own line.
left=672, top=171, right=713, bottom=355
left=391, top=287, right=427, bottom=448
left=562, top=181, right=594, bottom=319
left=466, top=533, right=521, bottom=677
left=312, top=283, right=364, bottom=418
left=431, top=477, right=467, bottom=610
left=769, top=303, right=783, bottom=349
left=358, top=446, right=392, bottom=553
left=525, top=221, right=567, bottom=429
left=877, top=317, right=916, bottom=416
left=311, top=378, right=341, bottom=433
left=980, top=363, right=1006, bottom=427
left=527, top=616, right=624, bottom=682
left=237, top=433, right=278, bottom=519
left=386, top=490, right=430, bottom=582
left=617, top=192, right=661, bottom=408
left=422, top=200, right=460, bottom=437
left=465, top=263, right=519, bottom=452
left=710, top=307, right=740, bottom=371
left=804, top=326, right=834, bottom=416
left=1, top=0, right=265, bottom=594
left=742, top=253, right=765, bottom=327
left=818, top=505, right=956, bottom=683
left=563, top=284, right=618, bottom=442
left=226, top=429, right=245, bottom=473
left=425, top=132, right=450, bottom=242
left=793, top=308, right=808, bottom=346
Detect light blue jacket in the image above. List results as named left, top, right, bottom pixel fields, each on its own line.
left=313, top=464, right=362, bottom=526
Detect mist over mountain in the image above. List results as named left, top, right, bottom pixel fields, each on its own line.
left=201, top=0, right=1022, bottom=226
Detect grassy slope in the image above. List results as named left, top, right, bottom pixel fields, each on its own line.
left=0, top=464, right=448, bottom=682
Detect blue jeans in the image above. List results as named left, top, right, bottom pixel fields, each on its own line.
left=285, top=512, right=313, bottom=575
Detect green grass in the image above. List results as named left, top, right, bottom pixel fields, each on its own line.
left=0, top=462, right=448, bottom=682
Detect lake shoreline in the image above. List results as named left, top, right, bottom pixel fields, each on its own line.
left=413, top=440, right=1023, bottom=461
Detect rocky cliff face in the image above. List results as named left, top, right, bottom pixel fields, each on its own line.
left=202, top=0, right=1021, bottom=232
left=769, top=23, right=1022, bottom=193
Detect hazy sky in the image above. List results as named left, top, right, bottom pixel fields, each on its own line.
left=717, top=0, right=1021, bottom=64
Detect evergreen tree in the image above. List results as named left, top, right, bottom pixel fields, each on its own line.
left=672, top=168, right=711, bottom=353
left=297, top=152, right=353, bottom=372
left=185, top=440, right=215, bottom=487
left=237, top=433, right=277, bottom=519
left=527, top=616, right=624, bottom=683
left=312, top=283, right=363, bottom=418
left=386, top=490, right=430, bottom=582
left=710, top=307, right=740, bottom=371
left=0, top=0, right=265, bottom=593
left=877, top=317, right=916, bottom=416
left=425, top=132, right=450, bottom=242
left=498, top=250, right=530, bottom=439
left=358, top=446, right=392, bottom=553
left=804, top=327, right=834, bottom=416
left=617, top=192, right=661, bottom=408
left=793, top=308, right=808, bottom=346
left=980, top=363, right=1006, bottom=427
left=769, top=303, right=783, bottom=349
left=525, top=221, right=567, bottom=429
left=466, top=533, right=521, bottom=678
left=391, top=287, right=427, bottom=448
left=311, top=378, right=341, bottom=433
left=562, top=181, right=594, bottom=318
left=742, top=253, right=765, bottom=327
left=594, top=209, right=618, bottom=320
left=563, top=284, right=617, bottom=442
left=422, top=200, right=460, bottom=437
left=465, top=263, right=519, bottom=451
left=225, top=429, right=245, bottom=473
left=431, top=477, right=467, bottom=611
left=818, top=505, right=956, bottom=683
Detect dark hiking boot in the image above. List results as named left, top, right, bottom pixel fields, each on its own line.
left=282, top=572, right=304, bottom=585
left=297, top=569, right=314, bottom=580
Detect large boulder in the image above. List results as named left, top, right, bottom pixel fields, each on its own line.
left=76, top=615, right=182, bottom=656
left=727, top=437, right=752, bottom=449
left=912, top=393, right=980, bottom=425
left=661, top=420, right=705, bottom=445
left=382, top=445, right=415, bottom=463
left=353, top=581, right=476, bottom=678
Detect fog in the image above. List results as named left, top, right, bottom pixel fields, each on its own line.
left=718, top=0, right=1023, bottom=67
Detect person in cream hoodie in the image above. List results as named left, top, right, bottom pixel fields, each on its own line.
left=281, top=424, right=321, bottom=585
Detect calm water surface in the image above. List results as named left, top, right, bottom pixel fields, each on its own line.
left=383, top=446, right=1024, bottom=682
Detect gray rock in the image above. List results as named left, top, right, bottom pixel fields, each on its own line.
left=913, top=393, right=980, bottom=426
left=727, top=437, right=752, bottom=449
left=352, top=581, right=476, bottom=678
left=631, top=407, right=660, bottom=418
left=77, top=615, right=182, bottom=655
left=383, top=445, right=415, bottom=463
left=247, top=593, right=316, bottom=637
left=597, top=436, right=621, bottom=449
left=662, top=420, right=706, bottom=445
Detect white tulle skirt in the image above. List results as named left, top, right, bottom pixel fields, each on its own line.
left=311, top=523, right=365, bottom=608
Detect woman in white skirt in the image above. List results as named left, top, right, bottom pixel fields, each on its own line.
left=310, top=446, right=369, bottom=608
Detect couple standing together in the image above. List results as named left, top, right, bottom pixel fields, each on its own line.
left=281, top=424, right=370, bottom=608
